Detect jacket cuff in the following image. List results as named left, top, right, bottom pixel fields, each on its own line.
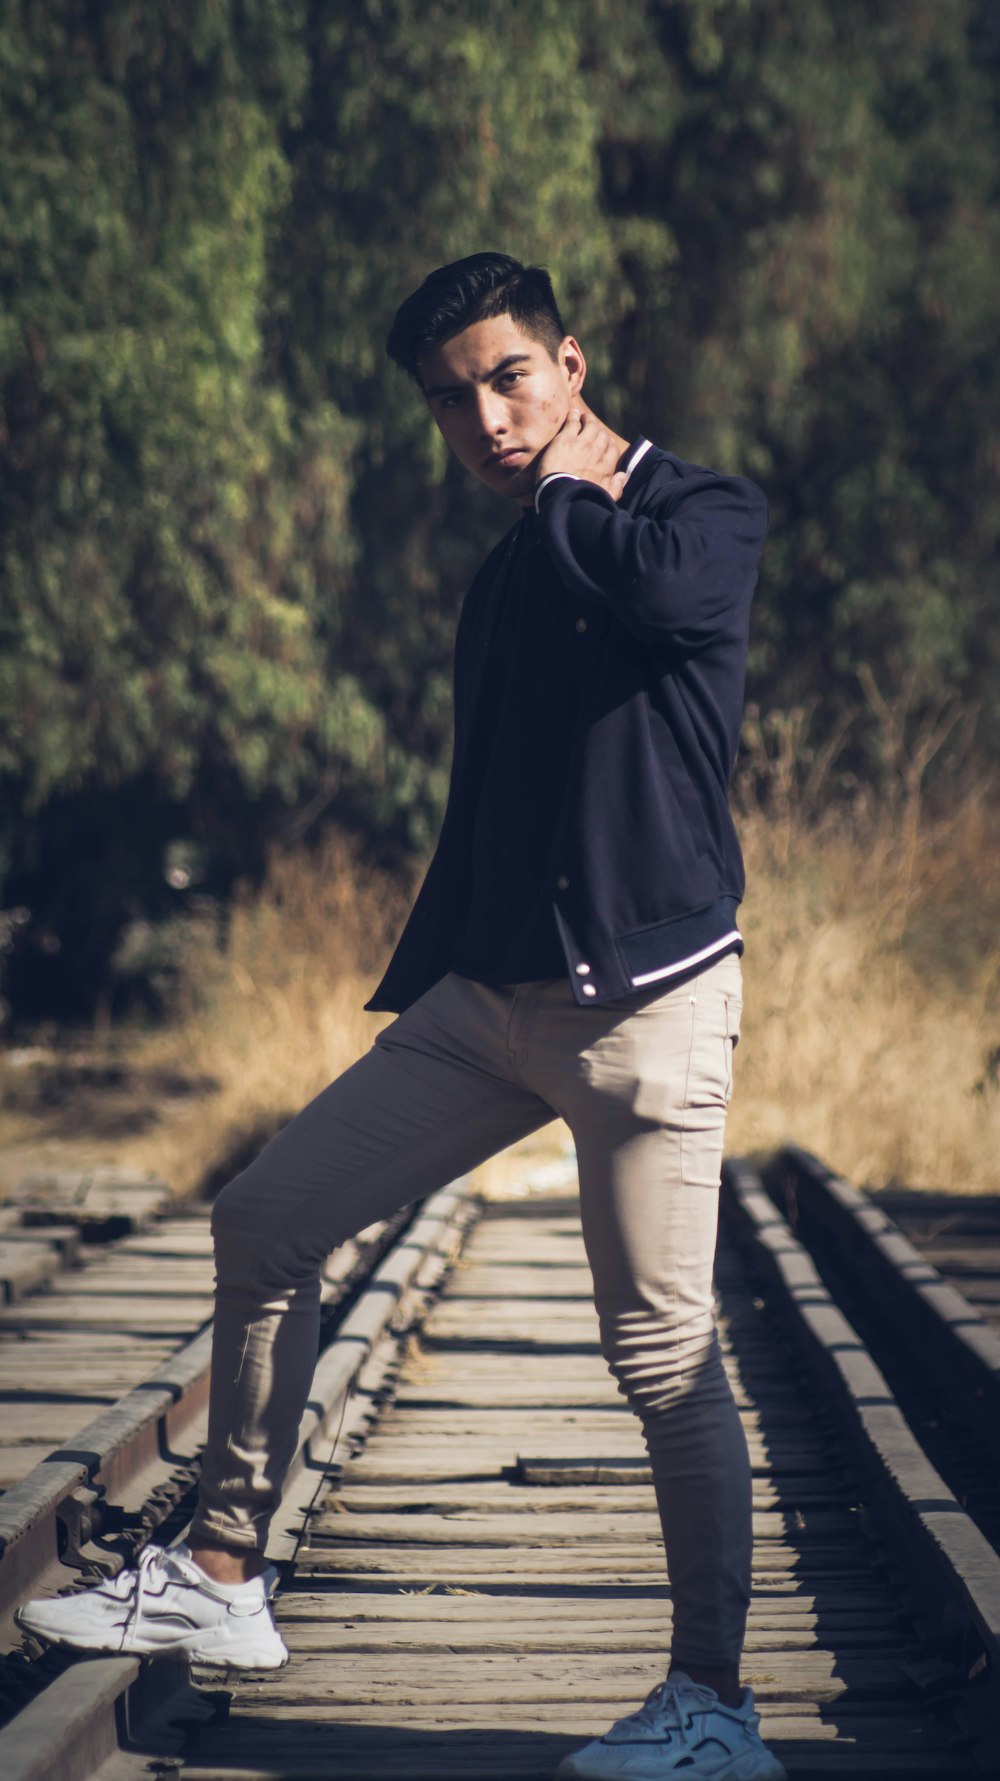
left=533, top=472, right=581, bottom=512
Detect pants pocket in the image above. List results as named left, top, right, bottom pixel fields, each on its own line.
left=682, top=984, right=743, bottom=1114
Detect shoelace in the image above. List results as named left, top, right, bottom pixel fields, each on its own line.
left=93, top=1542, right=162, bottom=1602
left=119, top=1546, right=273, bottom=1623
left=118, top=1544, right=177, bottom=1632
left=613, top=1676, right=722, bottom=1738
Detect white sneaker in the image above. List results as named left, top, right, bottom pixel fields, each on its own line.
left=557, top=1672, right=787, bottom=1779
left=15, top=1542, right=289, bottom=1674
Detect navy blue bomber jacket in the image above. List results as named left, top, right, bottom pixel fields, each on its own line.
left=365, top=439, right=768, bottom=1013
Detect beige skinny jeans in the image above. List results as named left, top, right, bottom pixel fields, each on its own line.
left=193, top=952, right=750, bottom=1667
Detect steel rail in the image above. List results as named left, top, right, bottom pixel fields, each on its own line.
left=0, top=1179, right=480, bottom=1781
left=762, top=1144, right=1000, bottom=1469
left=0, top=1213, right=401, bottom=1631
left=722, top=1155, right=1000, bottom=1771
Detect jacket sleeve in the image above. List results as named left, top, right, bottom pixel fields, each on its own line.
left=536, top=469, right=768, bottom=647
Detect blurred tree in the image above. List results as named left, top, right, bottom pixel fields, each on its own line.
left=0, top=0, right=357, bottom=1013
left=0, top=2, right=347, bottom=810
left=265, top=0, right=621, bottom=854
left=589, top=0, right=1000, bottom=771
left=1, top=0, right=997, bottom=1018
left=0, top=0, right=620, bottom=1012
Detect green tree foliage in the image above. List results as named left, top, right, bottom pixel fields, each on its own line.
left=1, top=0, right=997, bottom=1015
left=262, top=0, right=620, bottom=850
left=1, top=3, right=344, bottom=808
left=590, top=0, right=1000, bottom=751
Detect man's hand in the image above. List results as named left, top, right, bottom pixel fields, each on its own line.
left=534, top=404, right=631, bottom=500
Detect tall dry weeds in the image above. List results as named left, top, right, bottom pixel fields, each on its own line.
left=131, top=694, right=1000, bottom=1198
left=131, top=833, right=412, bottom=1195
left=728, top=695, right=999, bottom=1189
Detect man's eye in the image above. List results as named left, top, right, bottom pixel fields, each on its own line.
left=497, top=373, right=523, bottom=390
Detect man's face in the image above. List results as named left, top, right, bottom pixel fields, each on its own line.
left=419, top=314, right=585, bottom=504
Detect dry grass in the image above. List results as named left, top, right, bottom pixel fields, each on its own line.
left=116, top=833, right=412, bottom=1197
left=0, top=833, right=571, bottom=1200
left=127, top=831, right=574, bottom=1200
left=3, top=708, right=997, bottom=1200
left=727, top=706, right=1000, bottom=1190
left=144, top=765, right=998, bottom=1198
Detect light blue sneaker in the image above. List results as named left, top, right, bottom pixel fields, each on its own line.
left=557, top=1672, right=787, bottom=1779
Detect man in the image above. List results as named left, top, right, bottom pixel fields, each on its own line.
left=18, top=255, right=781, bottom=1781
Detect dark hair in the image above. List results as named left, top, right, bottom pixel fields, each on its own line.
left=386, top=252, right=566, bottom=383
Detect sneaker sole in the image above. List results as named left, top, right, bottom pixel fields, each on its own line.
left=189, top=1655, right=289, bottom=1686
left=16, top=1609, right=289, bottom=1675
left=14, top=1612, right=125, bottom=1656
left=557, top=1746, right=787, bottom=1780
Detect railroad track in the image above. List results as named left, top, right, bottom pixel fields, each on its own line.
left=0, top=1148, right=997, bottom=1777
left=0, top=1177, right=480, bottom=1778
left=0, top=1182, right=418, bottom=1616
left=722, top=1151, right=1000, bottom=1771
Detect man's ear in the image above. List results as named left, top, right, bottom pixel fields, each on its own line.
left=560, top=335, right=586, bottom=396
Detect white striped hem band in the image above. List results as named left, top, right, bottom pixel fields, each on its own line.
left=630, top=930, right=743, bottom=988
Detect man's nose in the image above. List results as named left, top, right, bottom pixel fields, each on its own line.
left=474, top=390, right=508, bottom=438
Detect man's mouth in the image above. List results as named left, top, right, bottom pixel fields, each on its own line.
left=486, top=448, right=528, bottom=470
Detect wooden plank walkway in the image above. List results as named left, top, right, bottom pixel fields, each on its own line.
left=0, top=1212, right=215, bottom=1490
left=181, top=1197, right=971, bottom=1780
